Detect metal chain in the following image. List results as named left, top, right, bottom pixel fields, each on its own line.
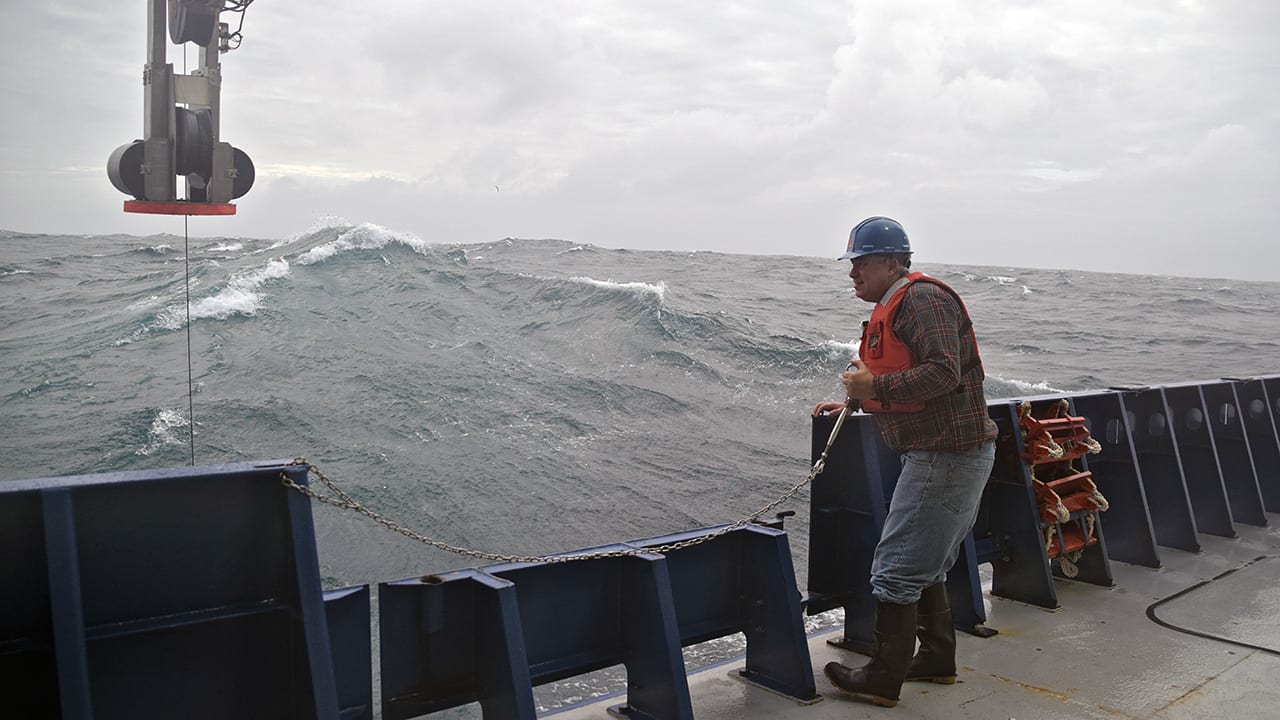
left=279, top=405, right=854, bottom=564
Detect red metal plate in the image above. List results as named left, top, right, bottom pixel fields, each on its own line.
left=123, top=200, right=237, bottom=216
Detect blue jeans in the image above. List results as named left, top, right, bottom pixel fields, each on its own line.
left=870, top=440, right=995, bottom=605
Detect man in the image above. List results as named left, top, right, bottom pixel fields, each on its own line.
left=813, top=216, right=997, bottom=708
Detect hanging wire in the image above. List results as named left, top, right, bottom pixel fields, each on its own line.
left=180, top=35, right=195, bottom=465
left=184, top=216, right=196, bottom=465
left=221, top=0, right=257, bottom=50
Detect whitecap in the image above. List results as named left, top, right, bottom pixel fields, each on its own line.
left=568, top=276, right=667, bottom=300
left=817, top=339, right=859, bottom=362
left=112, top=328, right=146, bottom=346
left=126, top=294, right=165, bottom=312
left=135, top=408, right=190, bottom=456
left=155, top=257, right=290, bottom=329
left=206, top=242, right=244, bottom=253
left=289, top=215, right=352, bottom=242
left=296, top=222, right=429, bottom=265
left=988, top=375, right=1064, bottom=395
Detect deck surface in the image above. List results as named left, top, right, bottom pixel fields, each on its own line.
left=555, top=515, right=1280, bottom=720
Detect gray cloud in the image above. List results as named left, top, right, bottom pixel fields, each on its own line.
left=2, top=0, right=1276, bottom=280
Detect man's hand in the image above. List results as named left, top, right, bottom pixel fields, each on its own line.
left=812, top=401, right=846, bottom=416
left=842, top=358, right=875, bottom=402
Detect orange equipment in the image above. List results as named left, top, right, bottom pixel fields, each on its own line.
left=1017, top=399, right=1107, bottom=577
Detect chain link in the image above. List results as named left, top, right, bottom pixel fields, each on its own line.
left=279, top=406, right=852, bottom=564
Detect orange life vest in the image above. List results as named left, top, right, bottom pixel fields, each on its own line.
left=859, top=272, right=982, bottom=413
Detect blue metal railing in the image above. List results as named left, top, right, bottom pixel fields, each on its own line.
left=7, top=376, right=1277, bottom=719
left=379, top=523, right=817, bottom=719
left=806, top=376, right=1280, bottom=648
left=0, top=460, right=368, bottom=720
left=3, top=461, right=815, bottom=720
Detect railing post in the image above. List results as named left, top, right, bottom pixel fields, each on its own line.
left=1162, top=384, right=1237, bottom=537
left=1069, top=391, right=1161, bottom=568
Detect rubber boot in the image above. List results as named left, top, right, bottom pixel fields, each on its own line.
left=824, top=600, right=918, bottom=707
left=905, top=582, right=957, bottom=684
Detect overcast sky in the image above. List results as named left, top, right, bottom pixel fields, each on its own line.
left=2, top=1, right=1277, bottom=280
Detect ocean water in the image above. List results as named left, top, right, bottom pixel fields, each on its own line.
left=3, top=221, right=1279, bottom=713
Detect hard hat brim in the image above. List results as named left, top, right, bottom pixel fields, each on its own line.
left=838, top=249, right=910, bottom=261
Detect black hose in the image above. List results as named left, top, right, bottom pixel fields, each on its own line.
left=1145, top=554, right=1280, bottom=657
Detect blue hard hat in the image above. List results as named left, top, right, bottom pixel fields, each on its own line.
left=839, top=216, right=911, bottom=260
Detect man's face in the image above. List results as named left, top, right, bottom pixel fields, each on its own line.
left=848, top=255, right=898, bottom=303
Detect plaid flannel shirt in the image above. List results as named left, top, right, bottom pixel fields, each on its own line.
left=869, top=278, right=998, bottom=452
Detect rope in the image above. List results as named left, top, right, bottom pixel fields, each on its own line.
left=280, top=402, right=857, bottom=564
left=183, top=216, right=196, bottom=466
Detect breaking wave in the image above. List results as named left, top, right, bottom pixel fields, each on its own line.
left=155, top=257, right=291, bottom=329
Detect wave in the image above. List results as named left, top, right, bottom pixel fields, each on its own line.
left=134, top=408, right=190, bottom=456
left=818, top=338, right=859, bottom=360
left=567, top=276, right=667, bottom=301
left=0, top=230, right=41, bottom=240
left=290, top=215, right=353, bottom=241
left=646, top=350, right=725, bottom=382
left=1004, top=343, right=1051, bottom=355
left=984, top=374, right=1066, bottom=399
left=136, top=244, right=178, bottom=255
left=295, top=223, right=430, bottom=265
left=152, top=257, right=291, bottom=330
left=958, top=272, right=1019, bottom=285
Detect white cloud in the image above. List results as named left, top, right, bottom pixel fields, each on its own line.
left=1, top=0, right=1277, bottom=279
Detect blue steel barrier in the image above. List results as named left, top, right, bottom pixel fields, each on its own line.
left=0, top=460, right=368, bottom=720
left=980, top=398, right=1060, bottom=609
left=805, top=379, right=1278, bottom=645
left=1026, top=396, right=1115, bottom=587
left=1239, top=375, right=1280, bottom=512
left=10, top=377, right=1276, bottom=718
left=1162, top=382, right=1238, bottom=537
left=325, top=586, right=373, bottom=720
left=632, top=524, right=816, bottom=701
left=1205, top=381, right=1268, bottom=526
left=1068, top=390, right=1161, bottom=568
left=809, top=393, right=1133, bottom=629
left=1109, top=386, right=1201, bottom=552
left=805, top=412, right=894, bottom=652
left=379, top=523, right=816, bottom=720
left=806, top=412, right=996, bottom=649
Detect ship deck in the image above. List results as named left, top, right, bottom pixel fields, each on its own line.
left=556, top=516, right=1280, bottom=720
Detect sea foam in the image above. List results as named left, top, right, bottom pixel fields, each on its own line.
left=135, top=408, right=189, bottom=456
left=155, top=257, right=291, bottom=329
left=568, top=276, right=667, bottom=300
left=296, top=223, right=429, bottom=265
